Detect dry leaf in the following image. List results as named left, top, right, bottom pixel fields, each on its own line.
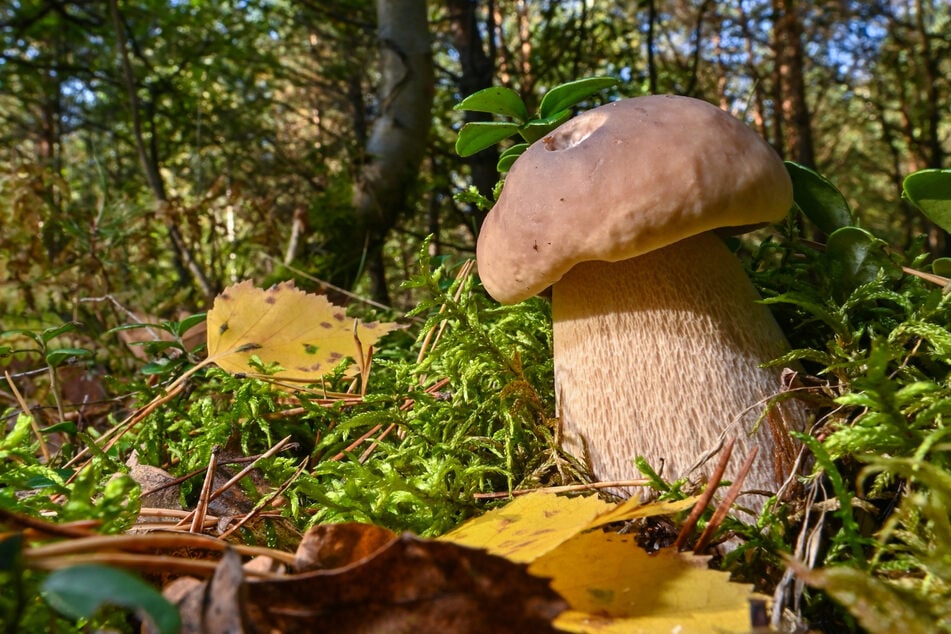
left=205, top=280, right=398, bottom=382
left=585, top=495, right=699, bottom=529
left=531, top=532, right=758, bottom=633
left=241, top=522, right=567, bottom=633
left=441, top=492, right=698, bottom=563
left=442, top=492, right=759, bottom=633
left=440, top=493, right=615, bottom=563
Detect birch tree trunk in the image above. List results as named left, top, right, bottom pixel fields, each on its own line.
left=351, top=0, right=434, bottom=303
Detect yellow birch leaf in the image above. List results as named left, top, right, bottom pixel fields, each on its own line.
left=205, top=280, right=398, bottom=382
left=441, top=492, right=700, bottom=564
left=585, top=495, right=700, bottom=530
left=529, top=532, right=758, bottom=634
left=439, top=493, right=614, bottom=563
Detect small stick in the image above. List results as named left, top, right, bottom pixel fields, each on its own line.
left=694, top=446, right=759, bottom=553
left=672, top=437, right=735, bottom=551
left=168, top=435, right=293, bottom=529
left=189, top=446, right=219, bottom=533
left=218, top=459, right=307, bottom=540
left=4, top=370, right=50, bottom=464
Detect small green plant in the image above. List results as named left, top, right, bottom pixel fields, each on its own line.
left=454, top=76, right=618, bottom=171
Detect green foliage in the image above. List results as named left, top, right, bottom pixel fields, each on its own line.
left=454, top=76, right=619, bottom=167
left=296, top=252, right=561, bottom=535
left=42, top=565, right=180, bottom=634
left=903, top=169, right=951, bottom=234
left=743, top=164, right=951, bottom=629
left=787, top=162, right=855, bottom=234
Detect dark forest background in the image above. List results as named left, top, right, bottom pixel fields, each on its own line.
left=1, top=0, right=948, bottom=317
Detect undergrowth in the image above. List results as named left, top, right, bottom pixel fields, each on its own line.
left=1, top=250, right=568, bottom=631
left=4, top=158, right=951, bottom=631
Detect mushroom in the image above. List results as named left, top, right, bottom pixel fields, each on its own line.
left=476, top=95, right=803, bottom=498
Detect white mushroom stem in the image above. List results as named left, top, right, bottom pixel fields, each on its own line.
left=552, top=231, right=801, bottom=497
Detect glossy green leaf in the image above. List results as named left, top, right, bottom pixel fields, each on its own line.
left=41, top=322, right=82, bottom=344
left=932, top=257, right=951, bottom=278
left=787, top=162, right=854, bottom=234
left=455, top=86, right=528, bottom=122
left=499, top=142, right=530, bottom=159
left=903, top=169, right=951, bottom=233
left=455, top=122, right=520, bottom=157
left=45, top=348, right=93, bottom=368
left=42, top=564, right=181, bottom=634
left=538, top=76, right=618, bottom=119
left=497, top=143, right=530, bottom=172
left=823, top=226, right=896, bottom=301
left=40, top=421, right=78, bottom=434
left=46, top=348, right=92, bottom=368
left=497, top=152, right=523, bottom=173
left=519, top=109, right=572, bottom=143
left=173, top=312, right=207, bottom=336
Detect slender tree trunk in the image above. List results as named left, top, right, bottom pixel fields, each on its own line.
left=108, top=0, right=215, bottom=300
left=447, top=0, right=497, bottom=233
left=645, top=0, right=658, bottom=93
left=772, top=0, right=816, bottom=167
left=350, top=0, right=434, bottom=303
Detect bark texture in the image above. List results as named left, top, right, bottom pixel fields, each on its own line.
left=552, top=232, right=803, bottom=499
left=351, top=0, right=434, bottom=303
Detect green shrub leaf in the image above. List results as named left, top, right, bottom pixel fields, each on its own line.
left=903, top=169, right=951, bottom=233
left=538, top=76, right=618, bottom=119
left=823, top=226, right=896, bottom=300
left=41, top=564, right=181, bottom=634
left=455, top=122, right=521, bottom=157
left=787, top=162, right=854, bottom=234
left=519, top=109, right=572, bottom=143
left=455, top=86, right=528, bottom=122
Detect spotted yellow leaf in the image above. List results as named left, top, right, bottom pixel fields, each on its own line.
left=442, top=492, right=759, bottom=633
left=206, top=280, right=398, bottom=382
left=440, top=493, right=614, bottom=563
left=531, top=532, right=758, bottom=634
left=440, top=491, right=697, bottom=563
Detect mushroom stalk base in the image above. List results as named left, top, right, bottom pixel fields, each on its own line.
left=552, top=232, right=802, bottom=498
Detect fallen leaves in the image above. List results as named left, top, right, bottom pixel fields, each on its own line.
left=239, top=523, right=567, bottom=633
left=185, top=493, right=763, bottom=632
left=442, top=492, right=758, bottom=633
left=11, top=491, right=767, bottom=633
left=206, top=280, right=398, bottom=383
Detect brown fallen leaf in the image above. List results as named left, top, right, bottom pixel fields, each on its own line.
left=165, top=522, right=565, bottom=633
left=242, top=522, right=566, bottom=633
left=293, top=521, right=395, bottom=571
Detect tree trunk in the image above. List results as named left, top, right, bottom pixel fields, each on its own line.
left=350, top=0, right=434, bottom=304
left=108, top=0, right=215, bottom=300
left=447, top=0, right=498, bottom=233
left=772, top=0, right=816, bottom=167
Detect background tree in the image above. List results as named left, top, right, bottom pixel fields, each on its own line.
left=1, top=0, right=948, bottom=317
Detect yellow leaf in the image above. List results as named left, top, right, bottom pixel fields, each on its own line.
left=440, top=493, right=614, bottom=563
left=530, top=532, right=758, bottom=634
left=443, top=492, right=760, bottom=633
left=441, top=492, right=699, bottom=564
left=206, top=280, right=398, bottom=382
left=586, top=495, right=699, bottom=530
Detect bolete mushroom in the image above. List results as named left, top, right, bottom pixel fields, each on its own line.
left=476, top=95, right=803, bottom=498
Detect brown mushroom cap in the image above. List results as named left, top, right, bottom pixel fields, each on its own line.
left=476, top=95, right=793, bottom=304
